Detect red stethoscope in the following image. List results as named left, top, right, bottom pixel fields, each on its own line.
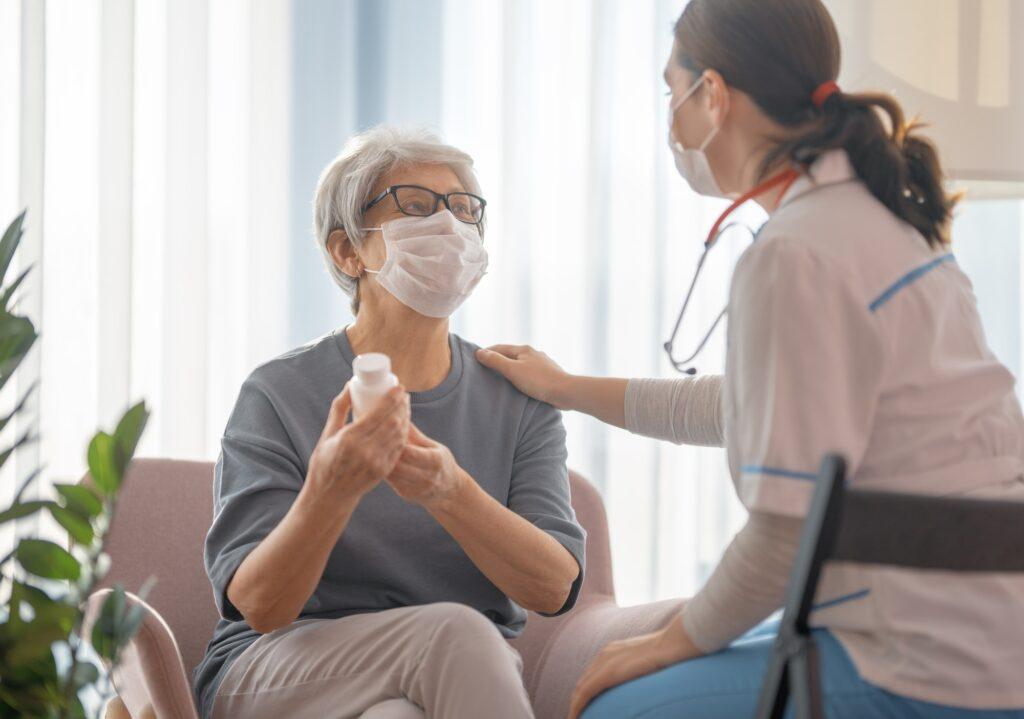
left=663, top=167, right=800, bottom=375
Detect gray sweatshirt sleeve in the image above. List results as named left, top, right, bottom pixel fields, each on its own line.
left=205, top=378, right=305, bottom=622
left=681, top=511, right=802, bottom=652
left=507, top=399, right=587, bottom=616
left=624, top=375, right=725, bottom=447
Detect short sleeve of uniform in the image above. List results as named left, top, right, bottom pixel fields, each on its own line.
left=205, top=377, right=306, bottom=621
left=725, top=237, right=886, bottom=517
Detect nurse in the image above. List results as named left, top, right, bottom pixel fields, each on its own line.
left=477, top=0, right=1024, bottom=717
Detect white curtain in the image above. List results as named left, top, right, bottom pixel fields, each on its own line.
left=3, top=0, right=1020, bottom=608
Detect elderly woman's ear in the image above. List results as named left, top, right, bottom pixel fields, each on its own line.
left=327, top=229, right=363, bottom=279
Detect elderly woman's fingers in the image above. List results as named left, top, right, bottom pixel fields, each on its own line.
left=407, top=422, right=435, bottom=447
left=363, top=403, right=411, bottom=458
left=357, top=386, right=409, bottom=432
left=320, top=384, right=353, bottom=439
left=400, top=443, right=437, bottom=470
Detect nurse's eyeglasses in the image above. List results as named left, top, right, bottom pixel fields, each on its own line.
left=362, top=185, right=487, bottom=226
left=663, top=222, right=756, bottom=375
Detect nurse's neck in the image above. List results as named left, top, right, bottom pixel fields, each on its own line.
left=729, top=117, right=803, bottom=215
left=745, top=151, right=795, bottom=215
left=346, top=302, right=452, bottom=393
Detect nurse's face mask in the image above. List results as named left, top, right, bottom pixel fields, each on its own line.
left=358, top=210, right=489, bottom=319
left=668, top=73, right=728, bottom=199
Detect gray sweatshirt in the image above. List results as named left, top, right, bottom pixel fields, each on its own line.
left=193, top=330, right=586, bottom=719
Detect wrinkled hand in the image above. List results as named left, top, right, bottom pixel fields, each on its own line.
left=475, top=344, right=572, bottom=409
left=568, top=615, right=700, bottom=719
left=307, top=384, right=410, bottom=506
left=386, top=423, right=466, bottom=510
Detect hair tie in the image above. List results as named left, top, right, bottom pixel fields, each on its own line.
left=812, top=80, right=841, bottom=109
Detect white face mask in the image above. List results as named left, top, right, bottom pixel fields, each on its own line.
left=357, top=210, right=488, bottom=318
left=668, top=74, right=727, bottom=198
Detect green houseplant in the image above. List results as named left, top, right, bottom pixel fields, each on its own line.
left=0, top=211, right=150, bottom=718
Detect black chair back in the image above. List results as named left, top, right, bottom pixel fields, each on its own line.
left=755, top=453, right=1024, bottom=718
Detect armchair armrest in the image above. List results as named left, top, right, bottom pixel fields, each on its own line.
left=84, top=589, right=200, bottom=719
left=512, top=596, right=685, bottom=719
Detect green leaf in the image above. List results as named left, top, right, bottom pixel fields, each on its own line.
left=14, top=539, right=80, bottom=581
left=87, top=402, right=148, bottom=494
left=9, top=581, right=72, bottom=621
left=90, top=587, right=126, bottom=663
left=53, top=483, right=103, bottom=518
left=11, top=467, right=42, bottom=505
left=66, top=693, right=87, bottom=719
left=89, top=583, right=147, bottom=668
left=0, top=645, right=59, bottom=703
left=3, top=584, right=75, bottom=666
left=0, top=499, right=56, bottom=524
left=48, top=505, right=94, bottom=545
left=86, top=432, right=117, bottom=495
left=0, top=264, right=31, bottom=312
left=114, top=401, right=148, bottom=463
left=0, top=429, right=35, bottom=474
left=4, top=625, right=64, bottom=666
left=0, top=382, right=33, bottom=439
left=0, top=210, right=26, bottom=285
left=70, top=660, right=99, bottom=689
left=0, top=313, right=37, bottom=394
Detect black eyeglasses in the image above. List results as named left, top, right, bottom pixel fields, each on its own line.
left=362, top=185, right=487, bottom=225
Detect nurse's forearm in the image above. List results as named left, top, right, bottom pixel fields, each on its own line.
left=682, top=511, right=801, bottom=652
left=624, top=375, right=725, bottom=447
left=556, top=375, right=629, bottom=428
left=429, top=472, right=580, bottom=615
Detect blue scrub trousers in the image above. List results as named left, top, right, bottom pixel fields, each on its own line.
left=581, top=621, right=1024, bottom=719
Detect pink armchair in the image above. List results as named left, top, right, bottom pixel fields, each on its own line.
left=89, top=459, right=683, bottom=719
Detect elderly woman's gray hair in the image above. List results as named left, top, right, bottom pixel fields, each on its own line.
left=313, top=125, right=483, bottom=313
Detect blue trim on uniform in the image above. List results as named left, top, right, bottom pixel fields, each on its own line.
left=868, top=253, right=955, bottom=312
left=812, top=588, right=871, bottom=613
left=741, top=465, right=817, bottom=481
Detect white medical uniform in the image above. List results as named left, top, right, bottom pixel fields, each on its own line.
left=724, top=149, right=1024, bottom=708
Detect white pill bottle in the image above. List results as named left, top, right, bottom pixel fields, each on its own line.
left=350, top=353, right=399, bottom=420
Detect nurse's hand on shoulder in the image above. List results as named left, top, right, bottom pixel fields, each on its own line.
left=476, top=344, right=573, bottom=409
left=306, top=384, right=411, bottom=506
left=568, top=614, right=703, bottom=719
left=385, top=422, right=467, bottom=511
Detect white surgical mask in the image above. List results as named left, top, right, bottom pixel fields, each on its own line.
left=668, top=74, right=727, bottom=198
left=358, top=210, right=488, bottom=318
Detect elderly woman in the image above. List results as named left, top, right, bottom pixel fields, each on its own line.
left=192, top=125, right=585, bottom=719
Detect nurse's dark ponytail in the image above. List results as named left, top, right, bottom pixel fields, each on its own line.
left=674, top=0, right=959, bottom=248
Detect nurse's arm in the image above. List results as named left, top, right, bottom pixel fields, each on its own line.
left=682, top=510, right=801, bottom=650
left=476, top=345, right=629, bottom=426
left=476, top=345, right=724, bottom=446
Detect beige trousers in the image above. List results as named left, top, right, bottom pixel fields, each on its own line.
left=210, top=602, right=535, bottom=719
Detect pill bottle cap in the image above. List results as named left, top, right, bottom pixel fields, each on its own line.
left=353, top=353, right=392, bottom=384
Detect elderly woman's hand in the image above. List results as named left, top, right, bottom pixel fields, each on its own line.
left=385, top=423, right=467, bottom=510
left=307, top=384, right=411, bottom=506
